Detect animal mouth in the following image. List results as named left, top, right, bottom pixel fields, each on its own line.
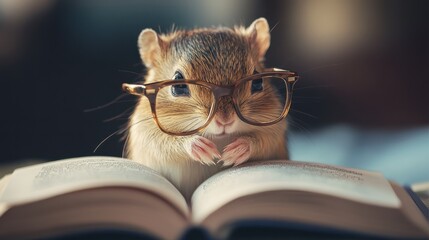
left=214, top=132, right=226, bottom=137
left=212, top=131, right=228, bottom=138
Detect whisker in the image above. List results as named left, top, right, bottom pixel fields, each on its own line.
left=132, top=61, right=144, bottom=68
left=93, top=116, right=153, bottom=153
left=103, top=106, right=135, bottom=123
left=157, top=112, right=198, bottom=118
left=188, top=119, right=204, bottom=130
left=288, top=117, right=313, bottom=135
left=117, top=69, right=142, bottom=76
left=93, top=130, right=125, bottom=153
left=290, top=109, right=319, bottom=119
left=84, top=94, right=129, bottom=113
left=109, top=100, right=139, bottom=104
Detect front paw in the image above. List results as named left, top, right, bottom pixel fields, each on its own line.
left=221, top=137, right=251, bottom=167
left=184, top=136, right=221, bottom=165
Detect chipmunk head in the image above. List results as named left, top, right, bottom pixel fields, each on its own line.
left=137, top=18, right=272, bottom=137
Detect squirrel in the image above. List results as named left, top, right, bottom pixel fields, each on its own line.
left=125, top=18, right=288, bottom=200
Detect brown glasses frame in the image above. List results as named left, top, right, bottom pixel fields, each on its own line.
left=122, top=68, right=299, bottom=136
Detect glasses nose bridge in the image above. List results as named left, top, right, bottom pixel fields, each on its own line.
left=213, top=85, right=234, bottom=98
left=210, top=85, right=235, bottom=116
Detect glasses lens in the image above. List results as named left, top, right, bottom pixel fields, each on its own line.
left=235, top=76, right=289, bottom=124
left=155, top=83, right=214, bottom=134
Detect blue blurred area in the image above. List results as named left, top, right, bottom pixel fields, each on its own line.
left=0, top=0, right=427, bottom=181
left=289, top=125, right=429, bottom=184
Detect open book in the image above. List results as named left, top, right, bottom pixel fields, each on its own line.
left=0, top=157, right=428, bottom=240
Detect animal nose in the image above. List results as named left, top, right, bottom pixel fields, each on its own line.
left=215, top=117, right=234, bottom=127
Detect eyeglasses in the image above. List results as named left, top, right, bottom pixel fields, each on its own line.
left=122, top=68, right=298, bottom=136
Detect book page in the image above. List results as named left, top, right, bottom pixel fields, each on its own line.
left=0, top=156, right=188, bottom=217
left=192, top=160, right=401, bottom=223
left=0, top=175, right=11, bottom=197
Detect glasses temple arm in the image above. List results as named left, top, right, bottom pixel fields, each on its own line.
left=264, top=68, right=299, bottom=83
left=122, top=83, right=146, bottom=96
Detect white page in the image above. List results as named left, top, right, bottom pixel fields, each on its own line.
left=192, top=160, right=401, bottom=223
left=0, top=156, right=188, bottom=217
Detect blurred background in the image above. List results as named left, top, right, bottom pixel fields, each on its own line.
left=0, top=0, right=428, bottom=183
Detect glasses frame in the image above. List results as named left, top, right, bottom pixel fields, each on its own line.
left=122, top=68, right=298, bottom=136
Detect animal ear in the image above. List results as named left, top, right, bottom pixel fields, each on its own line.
left=137, top=29, right=164, bottom=68
left=246, top=18, right=271, bottom=60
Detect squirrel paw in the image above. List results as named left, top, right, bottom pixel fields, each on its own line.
left=185, top=136, right=221, bottom=165
left=221, top=138, right=251, bottom=167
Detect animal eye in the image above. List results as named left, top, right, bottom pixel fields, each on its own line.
left=251, top=79, right=263, bottom=94
left=171, top=71, right=190, bottom=97
left=171, top=84, right=190, bottom=97
left=173, top=71, right=184, bottom=80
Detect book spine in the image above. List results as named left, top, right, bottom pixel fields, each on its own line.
left=404, top=186, right=429, bottom=221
